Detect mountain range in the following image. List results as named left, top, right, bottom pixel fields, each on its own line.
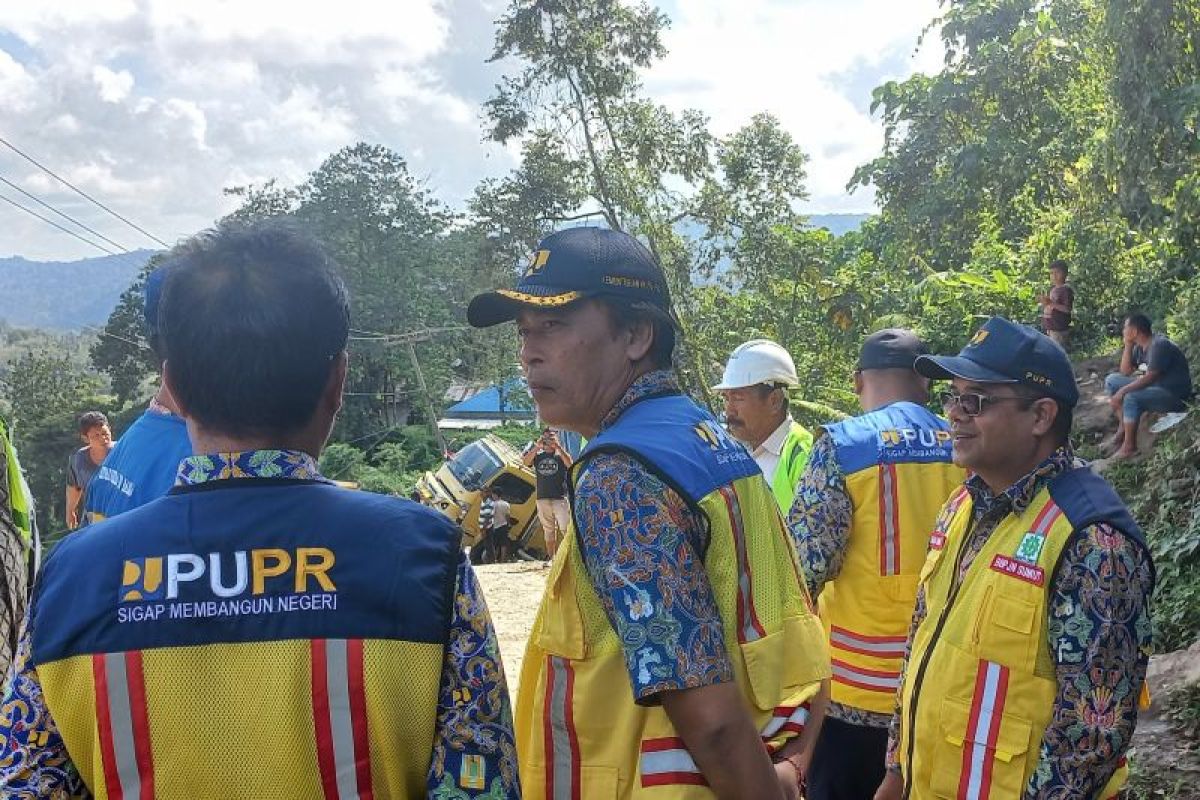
left=0, top=250, right=156, bottom=331
left=0, top=214, right=870, bottom=331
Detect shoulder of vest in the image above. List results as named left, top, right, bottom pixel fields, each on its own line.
left=826, top=403, right=951, bottom=475
left=582, top=393, right=759, bottom=503
left=31, top=484, right=462, bottom=665
left=1047, top=466, right=1151, bottom=557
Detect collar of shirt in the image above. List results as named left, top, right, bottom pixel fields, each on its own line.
left=176, top=449, right=325, bottom=486
left=752, top=416, right=794, bottom=458
left=599, top=369, right=681, bottom=431
left=964, top=444, right=1076, bottom=517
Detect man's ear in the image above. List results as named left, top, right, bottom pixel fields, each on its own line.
left=1030, top=397, right=1058, bottom=437
left=325, top=351, right=349, bottom=416
left=162, top=361, right=189, bottom=419
left=624, top=317, right=655, bottom=363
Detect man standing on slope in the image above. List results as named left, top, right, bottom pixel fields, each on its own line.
left=715, top=339, right=813, bottom=512
left=0, top=222, right=518, bottom=799
left=469, top=226, right=830, bottom=799
left=876, top=317, right=1153, bottom=800
left=82, top=263, right=192, bottom=524
left=789, top=329, right=963, bottom=800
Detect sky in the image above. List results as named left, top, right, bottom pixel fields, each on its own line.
left=0, top=0, right=943, bottom=261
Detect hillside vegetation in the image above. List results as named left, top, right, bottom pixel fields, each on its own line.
left=1, top=0, right=1198, bottom=771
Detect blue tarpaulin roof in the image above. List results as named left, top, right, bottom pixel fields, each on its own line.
left=445, top=379, right=534, bottom=418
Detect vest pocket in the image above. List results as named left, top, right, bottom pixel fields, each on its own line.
left=976, top=592, right=1038, bottom=669
left=741, top=614, right=830, bottom=711
left=536, top=541, right=587, bottom=660
left=930, top=697, right=1032, bottom=799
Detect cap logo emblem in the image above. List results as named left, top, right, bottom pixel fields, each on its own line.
left=1025, top=371, right=1052, bottom=386
left=524, top=249, right=551, bottom=277
left=968, top=329, right=989, bottom=347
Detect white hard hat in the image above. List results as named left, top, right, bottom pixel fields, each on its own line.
left=713, top=339, right=798, bottom=390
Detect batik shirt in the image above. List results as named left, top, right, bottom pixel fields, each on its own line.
left=573, top=371, right=734, bottom=702
left=0, top=449, right=519, bottom=800
left=788, top=432, right=889, bottom=729
left=885, top=446, right=1154, bottom=799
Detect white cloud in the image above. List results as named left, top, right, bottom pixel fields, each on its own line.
left=0, top=1, right=945, bottom=261
left=650, top=0, right=942, bottom=213
left=92, top=65, right=134, bottom=102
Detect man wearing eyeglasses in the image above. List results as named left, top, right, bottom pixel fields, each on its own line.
left=876, top=317, right=1154, bottom=800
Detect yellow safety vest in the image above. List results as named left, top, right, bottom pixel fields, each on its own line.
left=899, top=472, right=1145, bottom=800
left=818, top=405, right=963, bottom=714
left=515, top=394, right=829, bottom=799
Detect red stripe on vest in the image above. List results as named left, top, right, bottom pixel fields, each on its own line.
left=543, top=656, right=556, bottom=800
left=721, top=486, right=766, bottom=642
left=92, top=654, right=123, bottom=800
left=347, top=639, right=374, bottom=800
left=642, top=772, right=709, bottom=787
left=564, top=659, right=582, bottom=800
left=976, top=666, right=1009, bottom=800
left=311, top=640, right=339, bottom=800
left=124, top=651, right=155, bottom=800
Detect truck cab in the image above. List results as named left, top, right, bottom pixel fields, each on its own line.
left=416, top=435, right=547, bottom=557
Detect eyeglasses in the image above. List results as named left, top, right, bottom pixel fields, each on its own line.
left=939, top=390, right=1032, bottom=417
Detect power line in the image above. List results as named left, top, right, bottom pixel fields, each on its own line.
left=0, top=173, right=130, bottom=253
left=0, top=192, right=117, bottom=256
left=0, top=133, right=171, bottom=248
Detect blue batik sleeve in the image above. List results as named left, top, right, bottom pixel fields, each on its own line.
left=427, top=555, right=520, bottom=799
left=573, top=451, right=733, bottom=704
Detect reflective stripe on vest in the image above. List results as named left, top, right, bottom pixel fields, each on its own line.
left=640, top=738, right=706, bottom=787
left=94, top=651, right=154, bottom=800
left=311, top=639, right=373, bottom=800
left=761, top=703, right=810, bottom=740
left=831, top=658, right=901, bottom=694
left=957, top=660, right=1011, bottom=800
left=830, top=626, right=907, bottom=659
left=878, top=464, right=901, bottom=575
left=718, top=485, right=766, bottom=644
left=545, top=655, right=581, bottom=800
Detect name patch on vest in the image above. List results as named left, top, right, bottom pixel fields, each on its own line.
left=116, top=547, right=338, bottom=624
left=989, top=554, right=1045, bottom=587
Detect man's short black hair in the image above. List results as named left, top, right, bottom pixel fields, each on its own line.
left=1125, top=313, right=1153, bottom=336
left=78, top=411, right=109, bottom=435
left=159, top=221, right=350, bottom=438
left=1011, top=384, right=1072, bottom=446
left=600, top=298, right=677, bottom=370
left=1049, top=259, right=1068, bottom=274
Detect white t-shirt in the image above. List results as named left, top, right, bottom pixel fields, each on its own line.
left=491, top=498, right=511, bottom=527
left=750, top=416, right=793, bottom=484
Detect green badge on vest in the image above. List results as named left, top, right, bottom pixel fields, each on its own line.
left=1014, top=532, right=1046, bottom=564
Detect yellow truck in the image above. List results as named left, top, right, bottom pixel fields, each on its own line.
left=416, top=434, right=547, bottom=558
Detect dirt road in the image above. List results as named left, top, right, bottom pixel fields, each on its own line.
left=476, top=560, right=550, bottom=697
left=475, top=560, right=1199, bottom=796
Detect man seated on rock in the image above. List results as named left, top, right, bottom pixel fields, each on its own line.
left=1104, top=313, right=1193, bottom=458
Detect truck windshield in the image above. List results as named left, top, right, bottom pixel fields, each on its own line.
left=446, top=441, right=505, bottom=491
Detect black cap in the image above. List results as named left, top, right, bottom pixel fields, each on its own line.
left=467, top=227, right=672, bottom=327
left=857, top=328, right=929, bottom=371
left=914, top=316, right=1079, bottom=407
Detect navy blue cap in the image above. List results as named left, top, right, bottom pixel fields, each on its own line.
left=915, top=317, right=1079, bottom=407
left=467, top=227, right=671, bottom=327
left=142, top=262, right=175, bottom=338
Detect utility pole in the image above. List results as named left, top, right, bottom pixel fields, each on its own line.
left=371, top=326, right=466, bottom=455
left=405, top=339, right=447, bottom=454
